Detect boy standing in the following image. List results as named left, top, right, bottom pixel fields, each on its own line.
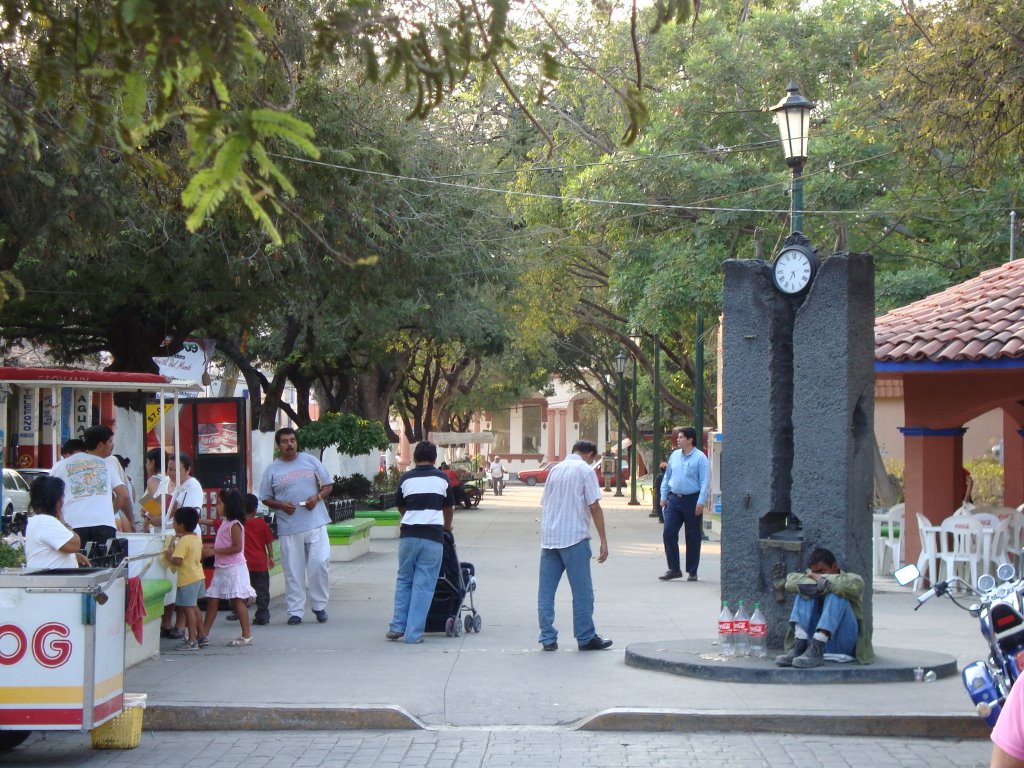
left=164, top=507, right=205, bottom=651
left=242, top=493, right=275, bottom=625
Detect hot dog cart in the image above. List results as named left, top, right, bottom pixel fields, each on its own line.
left=0, top=562, right=126, bottom=750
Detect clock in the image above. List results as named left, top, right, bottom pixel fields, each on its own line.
left=771, top=244, right=819, bottom=295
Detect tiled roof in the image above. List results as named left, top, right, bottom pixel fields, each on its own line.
left=875, top=260, right=1024, bottom=363
left=874, top=379, right=903, bottom=398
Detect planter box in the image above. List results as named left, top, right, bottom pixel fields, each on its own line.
left=327, top=519, right=375, bottom=561
left=355, top=510, right=401, bottom=539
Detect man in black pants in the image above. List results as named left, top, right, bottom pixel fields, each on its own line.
left=658, top=427, right=709, bottom=582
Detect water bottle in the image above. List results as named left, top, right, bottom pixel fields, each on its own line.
left=718, top=601, right=735, bottom=656
left=733, top=600, right=750, bottom=657
left=748, top=602, right=768, bottom=658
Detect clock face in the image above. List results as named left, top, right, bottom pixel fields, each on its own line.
left=772, top=248, right=814, bottom=294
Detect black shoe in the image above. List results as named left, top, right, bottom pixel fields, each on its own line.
left=542, top=642, right=558, bottom=651
left=287, top=615, right=302, bottom=625
left=161, top=627, right=185, bottom=640
left=658, top=570, right=683, bottom=581
left=687, top=573, right=699, bottom=582
left=578, top=635, right=613, bottom=651
left=253, top=617, right=270, bottom=625
left=314, top=609, right=328, bottom=623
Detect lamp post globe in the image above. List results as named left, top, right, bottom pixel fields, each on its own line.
left=769, top=81, right=815, bottom=233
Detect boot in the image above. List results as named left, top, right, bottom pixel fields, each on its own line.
left=792, top=638, right=826, bottom=669
left=774, top=638, right=808, bottom=667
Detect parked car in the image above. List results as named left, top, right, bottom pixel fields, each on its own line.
left=2, top=467, right=31, bottom=535
left=15, top=467, right=49, bottom=486
left=517, top=459, right=630, bottom=487
left=518, top=462, right=560, bottom=486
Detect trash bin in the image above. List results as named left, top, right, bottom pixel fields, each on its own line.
left=0, top=565, right=127, bottom=743
left=90, top=693, right=146, bottom=749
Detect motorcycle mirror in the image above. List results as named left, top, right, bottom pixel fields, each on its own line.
left=893, top=563, right=920, bottom=586
left=977, top=574, right=996, bottom=592
left=997, top=562, right=1016, bottom=582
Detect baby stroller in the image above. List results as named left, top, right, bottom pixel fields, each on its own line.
left=424, top=530, right=481, bottom=636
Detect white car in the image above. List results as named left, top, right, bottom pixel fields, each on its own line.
left=2, top=467, right=31, bottom=535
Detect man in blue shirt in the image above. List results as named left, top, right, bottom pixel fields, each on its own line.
left=658, top=426, right=709, bottom=581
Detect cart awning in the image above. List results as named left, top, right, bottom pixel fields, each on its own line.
left=0, top=367, right=200, bottom=393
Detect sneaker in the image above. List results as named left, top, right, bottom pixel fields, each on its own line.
left=658, top=570, right=683, bottom=581
left=775, top=638, right=809, bottom=667
left=386, top=630, right=404, bottom=640
left=314, top=609, right=328, bottom=624
left=161, top=627, right=185, bottom=640
left=287, top=615, right=302, bottom=625
left=197, top=635, right=210, bottom=648
left=174, top=640, right=199, bottom=651
left=578, top=635, right=613, bottom=651
left=542, top=642, right=558, bottom=652
left=792, top=638, right=826, bottom=669
left=253, top=617, right=270, bottom=626
left=687, top=573, right=699, bottom=582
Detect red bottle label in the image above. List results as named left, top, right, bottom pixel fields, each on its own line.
left=748, top=623, right=767, bottom=637
left=718, top=620, right=734, bottom=634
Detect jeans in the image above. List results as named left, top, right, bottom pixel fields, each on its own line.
left=663, top=493, right=701, bottom=575
left=789, top=593, right=859, bottom=656
left=537, top=539, right=596, bottom=647
left=390, top=535, right=443, bottom=643
left=279, top=526, right=330, bottom=618
left=249, top=570, right=270, bottom=622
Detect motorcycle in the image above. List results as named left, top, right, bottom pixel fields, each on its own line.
left=896, top=560, right=1024, bottom=725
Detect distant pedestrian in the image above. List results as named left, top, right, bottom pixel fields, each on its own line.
left=259, top=427, right=334, bottom=625
left=200, top=489, right=256, bottom=647
left=658, top=426, right=709, bottom=582
left=386, top=441, right=454, bottom=644
left=537, top=440, right=612, bottom=652
left=489, top=456, right=506, bottom=496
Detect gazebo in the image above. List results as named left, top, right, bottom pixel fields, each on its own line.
left=875, top=259, right=1024, bottom=565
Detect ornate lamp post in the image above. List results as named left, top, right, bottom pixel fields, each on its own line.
left=650, top=336, right=662, bottom=518
left=614, top=350, right=626, bottom=497
left=628, top=332, right=641, bottom=506
left=769, top=81, right=815, bottom=233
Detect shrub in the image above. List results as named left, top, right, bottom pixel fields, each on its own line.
left=966, top=458, right=1003, bottom=506
left=331, top=473, right=373, bottom=499
left=0, top=539, right=25, bottom=568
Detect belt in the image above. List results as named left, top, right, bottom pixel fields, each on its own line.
left=667, top=491, right=699, bottom=498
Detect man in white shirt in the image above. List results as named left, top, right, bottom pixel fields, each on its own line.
left=50, top=425, right=129, bottom=551
left=537, top=440, right=612, bottom=652
left=489, top=455, right=505, bottom=496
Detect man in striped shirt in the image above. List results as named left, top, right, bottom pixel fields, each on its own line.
left=387, top=441, right=454, bottom=644
left=537, top=440, right=612, bottom=652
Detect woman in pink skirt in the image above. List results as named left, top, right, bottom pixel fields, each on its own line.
left=199, top=489, right=257, bottom=647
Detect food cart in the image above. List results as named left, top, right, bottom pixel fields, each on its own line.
left=0, top=562, right=127, bottom=750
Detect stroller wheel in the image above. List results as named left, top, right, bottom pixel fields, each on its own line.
left=444, top=617, right=455, bottom=637
left=453, top=616, right=463, bottom=637
left=464, top=614, right=474, bottom=634
left=473, top=614, right=482, bottom=633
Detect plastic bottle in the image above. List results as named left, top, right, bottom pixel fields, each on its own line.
left=718, top=601, right=735, bottom=656
left=748, top=602, right=768, bottom=658
left=733, top=600, right=750, bottom=657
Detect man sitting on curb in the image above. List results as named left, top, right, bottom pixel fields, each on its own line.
left=775, top=547, right=873, bottom=669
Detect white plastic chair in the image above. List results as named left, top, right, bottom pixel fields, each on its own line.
left=877, top=503, right=903, bottom=575
left=914, top=512, right=941, bottom=589
left=937, top=515, right=983, bottom=588
left=972, top=512, right=1010, bottom=575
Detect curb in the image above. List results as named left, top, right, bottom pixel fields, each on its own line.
left=576, top=708, right=991, bottom=739
left=141, top=704, right=990, bottom=739
left=143, top=705, right=423, bottom=731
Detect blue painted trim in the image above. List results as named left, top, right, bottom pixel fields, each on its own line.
left=1018, top=429, right=1024, bottom=438
left=899, top=427, right=967, bottom=437
left=876, top=358, right=1024, bottom=372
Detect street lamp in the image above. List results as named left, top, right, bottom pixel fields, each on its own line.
left=615, top=349, right=626, bottom=497
left=628, top=332, right=641, bottom=506
left=770, top=81, right=815, bottom=233
left=650, top=336, right=662, bottom=518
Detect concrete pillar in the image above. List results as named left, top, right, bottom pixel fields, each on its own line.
left=1004, top=413, right=1024, bottom=508
left=558, top=410, right=567, bottom=459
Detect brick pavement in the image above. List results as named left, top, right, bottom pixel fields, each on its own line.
left=0, top=729, right=991, bottom=768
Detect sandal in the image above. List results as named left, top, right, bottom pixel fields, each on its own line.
left=227, top=636, right=254, bottom=647
left=197, top=635, right=210, bottom=648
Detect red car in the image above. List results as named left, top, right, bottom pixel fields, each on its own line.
left=517, top=460, right=629, bottom=486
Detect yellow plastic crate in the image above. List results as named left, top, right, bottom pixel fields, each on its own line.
left=91, top=693, right=146, bottom=749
